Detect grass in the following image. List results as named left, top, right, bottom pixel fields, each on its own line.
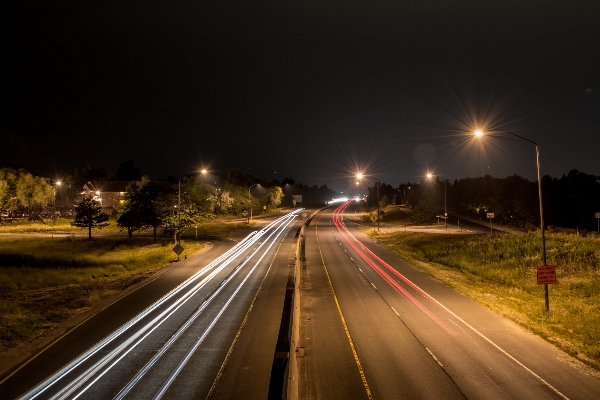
left=355, top=205, right=413, bottom=225
left=0, top=236, right=204, bottom=351
left=364, top=228, right=600, bottom=370
left=186, top=219, right=256, bottom=238
left=0, top=217, right=123, bottom=234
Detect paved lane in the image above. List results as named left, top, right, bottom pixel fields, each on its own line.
left=3, top=210, right=303, bottom=400
left=301, top=201, right=600, bottom=399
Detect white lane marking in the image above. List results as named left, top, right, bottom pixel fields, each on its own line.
left=340, top=219, right=570, bottom=400
left=153, top=216, right=296, bottom=399
left=23, top=211, right=303, bottom=400
left=426, top=347, right=443, bottom=367
left=449, top=319, right=475, bottom=342
left=68, top=218, right=293, bottom=400
left=390, top=307, right=400, bottom=317
left=371, top=283, right=377, bottom=290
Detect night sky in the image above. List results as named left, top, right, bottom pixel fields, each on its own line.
left=2, top=1, right=599, bottom=192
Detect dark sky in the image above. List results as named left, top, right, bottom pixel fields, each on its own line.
left=2, top=1, right=599, bottom=192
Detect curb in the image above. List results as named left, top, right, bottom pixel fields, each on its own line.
left=286, top=207, right=325, bottom=399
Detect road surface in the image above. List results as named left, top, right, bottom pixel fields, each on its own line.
left=299, top=201, right=600, bottom=399
left=1, top=210, right=303, bottom=399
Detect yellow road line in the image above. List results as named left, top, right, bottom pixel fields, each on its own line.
left=315, top=214, right=373, bottom=400
left=205, top=231, right=289, bottom=400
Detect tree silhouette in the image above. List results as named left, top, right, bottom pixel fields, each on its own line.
left=71, top=195, right=109, bottom=239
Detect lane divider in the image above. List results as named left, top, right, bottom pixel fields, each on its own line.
left=315, top=212, right=373, bottom=400
left=22, top=211, right=303, bottom=400
left=332, top=201, right=569, bottom=400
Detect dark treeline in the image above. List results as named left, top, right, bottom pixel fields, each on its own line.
left=367, top=170, right=600, bottom=231
left=0, top=160, right=336, bottom=223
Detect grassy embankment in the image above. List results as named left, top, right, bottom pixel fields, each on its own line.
left=0, top=216, right=253, bottom=236
left=0, top=236, right=204, bottom=352
left=361, top=208, right=600, bottom=370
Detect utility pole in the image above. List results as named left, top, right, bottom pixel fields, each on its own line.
left=444, top=179, right=447, bottom=230
left=177, top=179, right=181, bottom=245
left=377, top=180, right=380, bottom=231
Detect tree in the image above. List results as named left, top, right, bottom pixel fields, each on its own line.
left=0, top=168, right=18, bottom=211
left=0, top=168, right=52, bottom=220
left=15, top=170, right=54, bottom=220
left=71, top=195, right=109, bottom=239
left=116, top=160, right=142, bottom=181
left=412, top=197, right=438, bottom=225
left=116, top=209, right=141, bottom=238
left=267, top=186, right=283, bottom=209
left=163, top=203, right=202, bottom=244
left=117, top=176, right=167, bottom=241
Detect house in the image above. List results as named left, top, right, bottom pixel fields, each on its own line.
left=82, top=181, right=130, bottom=215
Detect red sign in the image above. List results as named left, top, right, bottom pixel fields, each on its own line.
left=537, top=265, right=556, bottom=285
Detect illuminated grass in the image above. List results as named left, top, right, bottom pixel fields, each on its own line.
left=0, top=218, right=123, bottom=234
left=366, top=229, right=600, bottom=370
left=185, top=220, right=255, bottom=238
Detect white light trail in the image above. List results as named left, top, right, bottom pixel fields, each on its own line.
left=22, top=210, right=303, bottom=400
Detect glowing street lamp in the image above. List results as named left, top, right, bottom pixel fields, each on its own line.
left=248, top=183, right=259, bottom=222
left=53, top=180, right=62, bottom=227
left=356, top=172, right=380, bottom=231
left=474, top=128, right=549, bottom=311
left=426, top=173, right=448, bottom=229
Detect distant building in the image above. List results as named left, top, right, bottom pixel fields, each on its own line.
left=82, top=181, right=130, bottom=215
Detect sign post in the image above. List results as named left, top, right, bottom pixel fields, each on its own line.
left=537, top=265, right=556, bottom=312
left=486, top=212, right=494, bottom=234
left=595, top=212, right=600, bottom=234
left=172, top=243, right=184, bottom=260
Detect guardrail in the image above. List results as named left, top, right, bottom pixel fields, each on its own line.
left=285, top=208, right=322, bottom=399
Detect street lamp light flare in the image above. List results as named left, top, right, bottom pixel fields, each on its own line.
left=426, top=173, right=433, bottom=179
left=200, top=169, right=207, bottom=174
left=356, top=173, right=363, bottom=179
left=474, top=129, right=483, bottom=137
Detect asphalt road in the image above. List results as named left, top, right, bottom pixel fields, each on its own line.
left=299, top=201, right=600, bottom=399
left=1, top=210, right=304, bottom=399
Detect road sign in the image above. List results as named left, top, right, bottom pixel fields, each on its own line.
left=242, top=210, right=248, bottom=217
left=172, top=243, right=184, bottom=257
left=595, top=212, right=600, bottom=218
left=370, top=214, right=378, bottom=223
left=537, top=265, right=556, bottom=285
left=487, top=212, right=495, bottom=219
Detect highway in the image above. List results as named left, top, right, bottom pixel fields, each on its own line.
left=1, top=210, right=303, bottom=400
left=299, top=201, right=600, bottom=399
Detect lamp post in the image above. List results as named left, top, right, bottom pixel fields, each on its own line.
left=356, top=173, right=380, bottom=231
left=427, top=173, right=448, bottom=229
left=53, top=181, right=61, bottom=227
left=248, top=183, right=259, bottom=222
left=176, top=169, right=207, bottom=245
left=475, top=129, right=549, bottom=311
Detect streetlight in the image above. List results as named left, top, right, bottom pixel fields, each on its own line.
left=176, top=169, right=208, bottom=244
left=356, top=173, right=380, bottom=231
left=426, top=173, right=448, bottom=230
left=248, top=183, right=259, bottom=222
left=475, top=128, right=549, bottom=311
left=53, top=180, right=62, bottom=227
